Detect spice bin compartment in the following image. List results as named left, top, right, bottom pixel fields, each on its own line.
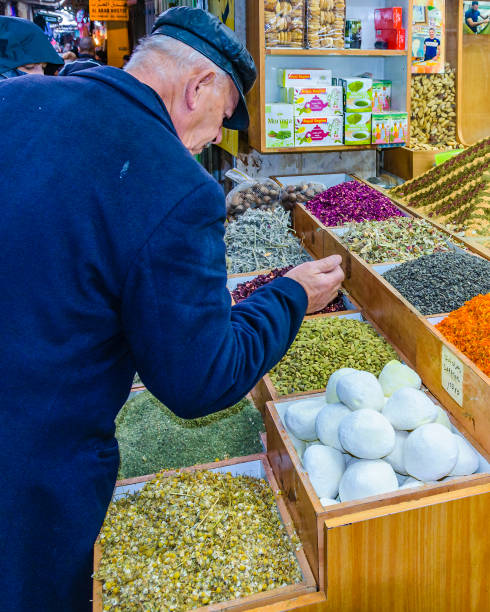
left=250, top=311, right=406, bottom=413
left=294, top=205, right=490, bottom=460
left=265, top=396, right=490, bottom=591
left=93, top=454, right=317, bottom=612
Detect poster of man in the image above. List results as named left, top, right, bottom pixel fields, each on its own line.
left=412, top=0, right=445, bottom=74
left=464, top=1, right=490, bottom=34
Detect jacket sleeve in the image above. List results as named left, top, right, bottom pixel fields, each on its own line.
left=121, top=181, right=307, bottom=419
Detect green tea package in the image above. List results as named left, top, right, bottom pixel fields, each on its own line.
left=265, top=103, right=294, bottom=148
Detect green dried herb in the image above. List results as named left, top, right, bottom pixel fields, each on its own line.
left=116, top=394, right=265, bottom=479
left=97, top=470, right=302, bottom=610
left=339, top=217, right=456, bottom=264
left=225, top=208, right=311, bottom=274
left=269, top=317, right=399, bottom=395
left=383, top=252, right=490, bottom=315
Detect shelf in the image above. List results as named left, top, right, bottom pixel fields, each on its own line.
left=265, top=48, right=408, bottom=57
left=261, top=144, right=377, bottom=154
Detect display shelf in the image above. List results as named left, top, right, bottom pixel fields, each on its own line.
left=265, top=396, right=490, bottom=592
left=93, top=454, right=317, bottom=612
left=246, top=0, right=413, bottom=153
left=292, top=200, right=490, bottom=453
left=265, top=49, right=408, bottom=56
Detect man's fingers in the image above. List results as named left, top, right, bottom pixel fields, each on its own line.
left=312, top=254, right=343, bottom=273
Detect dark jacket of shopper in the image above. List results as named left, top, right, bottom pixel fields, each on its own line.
left=0, top=66, right=307, bottom=611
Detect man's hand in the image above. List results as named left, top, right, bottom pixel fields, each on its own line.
left=285, top=255, right=345, bottom=314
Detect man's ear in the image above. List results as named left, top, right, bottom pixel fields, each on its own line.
left=184, top=70, right=216, bottom=111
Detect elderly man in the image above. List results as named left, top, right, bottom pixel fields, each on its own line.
left=0, top=7, right=343, bottom=611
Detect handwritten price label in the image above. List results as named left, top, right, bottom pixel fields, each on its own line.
left=441, top=345, right=464, bottom=406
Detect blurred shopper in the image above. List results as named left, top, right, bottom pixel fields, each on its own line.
left=0, top=15, right=62, bottom=79
left=59, top=36, right=101, bottom=76
left=0, top=7, right=344, bottom=611
left=62, top=51, right=78, bottom=63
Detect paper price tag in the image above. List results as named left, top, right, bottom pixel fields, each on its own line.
left=441, top=345, right=464, bottom=406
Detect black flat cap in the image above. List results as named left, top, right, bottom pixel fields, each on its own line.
left=0, top=16, right=63, bottom=74
left=152, top=7, right=256, bottom=130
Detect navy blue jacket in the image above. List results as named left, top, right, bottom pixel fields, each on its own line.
left=0, top=67, right=307, bottom=611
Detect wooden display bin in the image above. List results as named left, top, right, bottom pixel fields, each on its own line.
left=292, top=203, right=490, bottom=456
left=265, top=397, right=490, bottom=597
left=250, top=310, right=411, bottom=414
left=382, top=146, right=445, bottom=180
left=93, top=454, right=318, bottom=612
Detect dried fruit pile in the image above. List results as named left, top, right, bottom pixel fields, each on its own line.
left=391, top=137, right=490, bottom=239
left=410, top=66, right=458, bottom=150
left=339, top=217, right=455, bottom=263
left=436, top=293, right=490, bottom=377
left=96, top=470, right=302, bottom=610
left=306, top=180, right=404, bottom=226
left=269, top=317, right=399, bottom=395
left=231, top=266, right=346, bottom=314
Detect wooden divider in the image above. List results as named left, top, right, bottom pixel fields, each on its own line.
left=293, top=203, right=490, bottom=458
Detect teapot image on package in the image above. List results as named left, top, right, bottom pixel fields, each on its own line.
left=295, top=115, right=343, bottom=147
left=283, top=86, right=343, bottom=116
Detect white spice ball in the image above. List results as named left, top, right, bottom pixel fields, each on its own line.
left=320, top=497, right=339, bottom=507
left=325, top=368, right=359, bottom=403
left=338, top=409, right=396, bottom=459
left=288, top=431, right=307, bottom=460
left=434, top=406, right=452, bottom=430
left=383, top=388, right=438, bottom=430
left=384, top=430, right=409, bottom=475
left=404, top=423, right=459, bottom=481
left=285, top=397, right=325, bottom=441
left=344, top=453, right=361, bottom=467
left=339, top=459, right=398, bottom=502
left=399, top=476, right=425, bottom=490
left=315, top=402, right=351, bottom=450
left=303, top=444, right=346, bottom=499
left=449, top=435, right=479, bottom=476
left=378, top=360, right=421, bottom=397
left=337, top=370, right=385, bottom=412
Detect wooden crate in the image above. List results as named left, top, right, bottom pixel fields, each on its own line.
left=322, top=485, right=490, bottom=611
left=382, top=146, right=441, bottom=180
left=265, top=398, right=490, bottom=593
left=293, top=197, right=490, bottom=454
left=251, top=310, right=411, bottom=414
left=92, top=454, right=317, bottom=612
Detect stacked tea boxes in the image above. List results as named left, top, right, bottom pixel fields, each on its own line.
left=279, top=69, right=343, bottom=147
left=342, top=77, right=373, bottom=145
left=370, top=79, right=408, bottom=145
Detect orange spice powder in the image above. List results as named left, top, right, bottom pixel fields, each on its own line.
left=436, top=293, right=490, bottom=377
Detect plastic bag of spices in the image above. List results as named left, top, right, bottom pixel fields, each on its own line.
left=307, top=0, right=345, bottom=49
left=264, top=0, right=305, bottom=48
left=279, top=182, right=326, bottom=210
left=225, top=169, right=283, bottom=220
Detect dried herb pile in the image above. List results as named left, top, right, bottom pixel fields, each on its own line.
left=306, top=181, right=404, bottom=226
left=383, top=252, right=490, bottom=316
left=269, top=317, right=399, bottom=395
left=391, top=137, right=490, bottom=238
left=232, top=266, right=347, bottom=314
left=116, top=393, right=264, bottom=479
left=410, top=66, right=458, bottom=150
left=339, top=217, right=456, bottom=263
left=436, top=293, right=490, bottom=377
left=97, top=470, right=302, bottom=610
left=225, top=208, right=311, bottom=274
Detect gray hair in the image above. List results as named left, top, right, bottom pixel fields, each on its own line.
left=124, top=35, right=229, bottom=86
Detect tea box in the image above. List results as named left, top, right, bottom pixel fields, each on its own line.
left=295, top=115, right=343, bottom=147
left=265, top=103, right=294, bottom=148
left=345, top=112, right=372, bottom=145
